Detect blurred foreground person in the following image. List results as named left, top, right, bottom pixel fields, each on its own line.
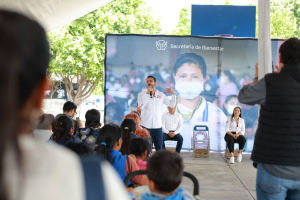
left=0, top=10, right=128, bottom=200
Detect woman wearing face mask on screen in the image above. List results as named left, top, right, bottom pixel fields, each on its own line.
left=173, top=53, right=227, bottom=151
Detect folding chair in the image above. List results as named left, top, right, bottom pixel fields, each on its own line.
left=193, top=125, right=209, bottom=160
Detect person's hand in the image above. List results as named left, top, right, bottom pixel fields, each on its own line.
left=127, top=187, right=139, bottom=196
left=275, top=64, right=281, bottom=73
left=232, top=134, right=238, bottom=140
left=78, top=120, right=83, bottom=128
left=235, top=133, right=240, bottom=139
left=168, top=132, right=175, bottom=138
left=165, top=87, right=176, bottom=95
left=129, top=154, right=136, bottom=161
left=255, top=62, right=258, bottom=78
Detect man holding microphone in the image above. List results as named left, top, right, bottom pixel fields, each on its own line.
left=138, top=76, right=176, bottom=150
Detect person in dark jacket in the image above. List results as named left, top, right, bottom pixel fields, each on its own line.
left=239, top=37, right=300, bottom=200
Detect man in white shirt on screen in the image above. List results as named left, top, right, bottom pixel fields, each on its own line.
left=138, top=76, right=176, bottom=150
left=162, top=106, right=184, bottom=153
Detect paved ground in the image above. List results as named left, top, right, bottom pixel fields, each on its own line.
left=179, top=152, right=257, bottom=200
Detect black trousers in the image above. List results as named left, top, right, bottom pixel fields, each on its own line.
left=224, top=132, right=246, bottom=153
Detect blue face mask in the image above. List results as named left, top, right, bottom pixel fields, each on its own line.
left=175, top=81, right=204, bottom=100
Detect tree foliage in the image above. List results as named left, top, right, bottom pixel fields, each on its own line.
left=48, top=0, right=161, bottom=105
left=171, top=7, right=191, bottom=35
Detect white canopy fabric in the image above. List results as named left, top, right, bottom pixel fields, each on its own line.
left=0, top=0, right=111, bottom=32
left=258, top=0, right=272, bottom=78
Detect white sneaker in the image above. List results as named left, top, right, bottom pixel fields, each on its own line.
left=237, top=153, right=242, bottom=162
left=229, top=156, right=235, bottom=164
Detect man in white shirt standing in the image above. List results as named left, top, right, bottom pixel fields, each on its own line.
left=138, top=76, right=176, bottom=150
left=162, top=106, right=184, bottom=153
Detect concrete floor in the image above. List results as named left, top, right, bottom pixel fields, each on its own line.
left=179, top=152, right=257, bottom=200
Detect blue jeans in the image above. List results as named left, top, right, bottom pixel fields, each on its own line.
left=256, top=164, right=300, bottom=200
left=147, top=128, right=163, bottom=151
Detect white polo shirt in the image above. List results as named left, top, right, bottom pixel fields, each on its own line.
left=138, top=90, right=176, bottom=129
left=162, top=112, right=183, bottom=134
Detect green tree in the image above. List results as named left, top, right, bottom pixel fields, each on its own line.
left=48, top=0, right=161, bottom=106
left=269, top=0, right=297, bottom=38
left=171, top=7, right=191, bottom=35
left=252, top=0, right=298, bottom=38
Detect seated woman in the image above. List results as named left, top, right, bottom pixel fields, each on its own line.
left=129, top=138, right=150, bottom=170
left=49, top=115, right=82, bottom=146
left=224, top=107, right=246, bottom=164
left=120, top=118, right=137, bottom=155
left=96, top=124, right=148, bottom=186
left=77, top=109, right=101, bottom=150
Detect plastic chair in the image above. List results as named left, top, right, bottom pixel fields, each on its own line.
left=124, top=170, right=200, bottom=200
left=225, top=143, right=239, bottom=163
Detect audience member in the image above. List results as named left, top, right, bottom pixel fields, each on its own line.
left=131, top=110, right=141, bottom=119
left=77, top=109, right=101, bottom=150
left=129, top=138, right=150, bottom=170
left=56, top=101, right=82, bottom=135
left=120, top=118, right=137, bottom=155
left=239, top=38, right=300, bottom=199
left=96, top=124, right=148, bottom=186
left=33, top=114, right=54, bottom=142
left=65, top=142, right=92, bottom=155
left=0, top=10, right=128, bottom=200
left=162, top=106, right=184, bottom=153
left=139, top=151, right=194, bottom=200
left=50, top=115, right=82, bottom=145
left=124, top=113, right=151, bottom=139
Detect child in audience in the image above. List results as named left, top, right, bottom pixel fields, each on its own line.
left=135, top=150, right=194, bottom=200
left=129, top=138, right=150, bottom=170
left=76, top=109, right=102, bottom=150
left=96, top=124, right=148, bottom=186
left=49, top=115, right=82, bottom=145
left=65, top=142, right=92, bottom=155
left=120, top=118, right=138, bottom=155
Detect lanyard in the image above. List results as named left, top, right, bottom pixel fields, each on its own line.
left=202, top=101, right=208, bottom=122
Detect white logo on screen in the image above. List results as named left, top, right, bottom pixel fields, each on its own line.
left=156, top=40, right=167, bottom=50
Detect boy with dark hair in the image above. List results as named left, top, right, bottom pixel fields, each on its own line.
left=56, top=101, right=82, bottom=135
left=141, top=150, right=194, bottom=200
left=63, top=101, right=77, bottom=113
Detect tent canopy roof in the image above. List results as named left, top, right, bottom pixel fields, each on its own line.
left=0, top=0, right=111, bottom=32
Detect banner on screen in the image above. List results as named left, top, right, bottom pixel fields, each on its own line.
left=104, top=34, right=283, bottom=151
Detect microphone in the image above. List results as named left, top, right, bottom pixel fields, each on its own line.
left=150, top=91, right=153, bottom=98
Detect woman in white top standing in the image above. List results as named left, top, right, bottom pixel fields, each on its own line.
left=224, top=107, right=246, bottom=164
